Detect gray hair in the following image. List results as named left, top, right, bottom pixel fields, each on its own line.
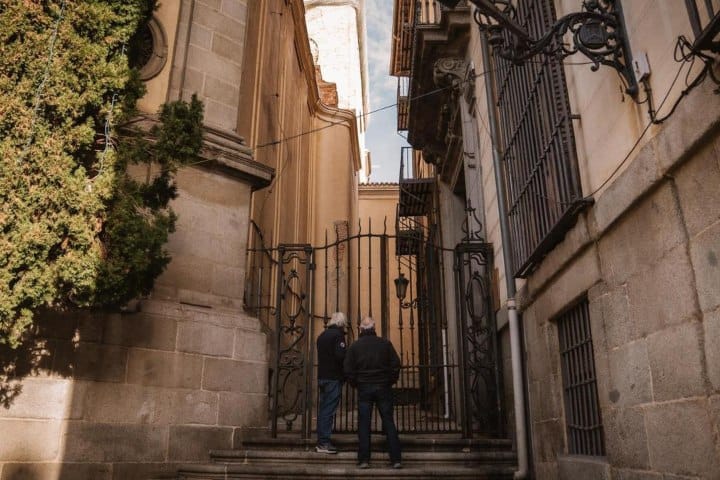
left=359, top=316, right=375, bottom=331
left=328, top=312, right=347, bottom=328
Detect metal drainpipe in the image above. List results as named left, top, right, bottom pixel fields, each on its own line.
left=479, top=36, right=529, bottom=480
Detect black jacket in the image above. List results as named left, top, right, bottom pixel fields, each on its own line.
left=344, top=330, right=401, bottom=387
left=317, top=325, right=347, bottom=380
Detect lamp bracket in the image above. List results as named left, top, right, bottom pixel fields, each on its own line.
left=472, top=0, right=638, bottom=96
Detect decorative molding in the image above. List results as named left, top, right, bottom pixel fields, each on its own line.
left=123, top=115, right=274, bottom=189
left=433, top=57, right=466, bottom=92
left=136, top=16, right=169, bottom=80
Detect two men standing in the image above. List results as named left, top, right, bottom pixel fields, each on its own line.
left=315, top=314, right=403, bottom=469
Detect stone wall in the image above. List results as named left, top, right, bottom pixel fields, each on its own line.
left=519, top=78, right=720, bottom=479
left=0, top=300, right=268, bottom=480
left=168, top=0, right=249, bottom=131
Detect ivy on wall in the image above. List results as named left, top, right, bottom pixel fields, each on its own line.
left=0, top=1, right=203, bottom=347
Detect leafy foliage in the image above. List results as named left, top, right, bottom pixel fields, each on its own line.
left=0, top=1, right=204, bottom=347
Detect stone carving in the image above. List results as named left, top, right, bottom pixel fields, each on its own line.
left=433, top=57, right=467, bottom=93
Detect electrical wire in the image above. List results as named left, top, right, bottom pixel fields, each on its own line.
left=18, top=0, right=66, bottom=163
left=583, top=56, right=689, bottom=199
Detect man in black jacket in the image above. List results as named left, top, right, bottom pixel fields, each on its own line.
left=344, top=316, right=402, bottom=469
left=315, top=311, right=347, bottom=453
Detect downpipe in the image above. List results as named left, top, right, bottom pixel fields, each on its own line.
left=508, top=299, right=528, bottom=479
left=480, top=36, right=529, bottom=479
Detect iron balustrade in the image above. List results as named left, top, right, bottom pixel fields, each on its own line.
left=245, top=219, right=501, bottom=438
left=557, top=299, right=605, bottom=456
left=491, top=0, right=584, bottom=278
left=397, top=76, right=410, bottom=132
left=685, top=0, right=720, bottom=52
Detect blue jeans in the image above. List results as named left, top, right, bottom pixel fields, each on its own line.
left=357, top=384, right=401, bottom=464
left=317, top=379, right=342, bottom=445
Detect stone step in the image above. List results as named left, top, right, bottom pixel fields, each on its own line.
left=210, top=448, right=517, bottom=465
left=176, top=463, right=516, bottom=479
left=237, top=433, right=514, bottom=452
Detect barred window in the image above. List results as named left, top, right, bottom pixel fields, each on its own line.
left=491, top=0, right=583, bottom=277
left=557, top=300, right=605, bottom=456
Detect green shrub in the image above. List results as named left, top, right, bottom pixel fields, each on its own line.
left=0, top=0, right=203, bottom=347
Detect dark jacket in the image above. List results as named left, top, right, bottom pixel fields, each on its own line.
left=344, top=329, right=401, bottom=387
left=317, top=325, right=347, bottom=380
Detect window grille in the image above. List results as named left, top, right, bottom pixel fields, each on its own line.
left=557, top=300, right=605, bottom=456
left=685, top=0, right=720, bottom=52
left=491, top=0, right=583, bottom=277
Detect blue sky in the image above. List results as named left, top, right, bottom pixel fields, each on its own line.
left=364, top=0, right=409, bottom=183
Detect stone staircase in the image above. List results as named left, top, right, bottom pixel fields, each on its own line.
left=172, top=433, right=518, bottom=479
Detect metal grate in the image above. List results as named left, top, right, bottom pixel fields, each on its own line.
left=685, top=0, right=720, bottom=52
left=491, top=0, right=583, bottom=277
left=557, top=300, right=605, bottom=456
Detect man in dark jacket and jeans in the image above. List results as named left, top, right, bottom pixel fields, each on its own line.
left=315, top=311, right=347, bottom=453
left=344, top=316, right=402, bottom=469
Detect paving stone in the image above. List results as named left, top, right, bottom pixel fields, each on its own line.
left=606, top=339, right=652, bottom=408
left=647, top=322, right=706, bottom=402
left=673, top=141, right=720, bottom=237
left=558, top=455, right=610, bottom=480
left=0, top=462, right=112, bottom=480
left=127, top=350, right=203, bottom=389
left=627, top=245, right=699, bottom=339
left=168, top=425, right=233, bottom=461
left=598, top=183, right=686, bottom=285
left=0, top=378, right=72, bottom=420
left=689, top=220, right=720, bottom=314
left=603, top=407, right=650, bottom=469
left=0, top=420, right=61, bottom=461
left=645, top=399, right=719, bottom=478
left=61, top=422, right=167, bottom=463
left=218, top=392, right=267, bottom=426
left=103, top=312, right=178, bottom=351
left=611, top=469, right=662, bottom=480
left=704, top=309, right=720, bottom=391
left=177, top=320, right=235, bottom=357
left=202, top=358, right=267, bottom=394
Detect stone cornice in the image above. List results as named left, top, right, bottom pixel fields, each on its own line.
left=290, top=0, right=362, bottom=173
left=123, top=114, right=274, bottom=190
left=359, top=182, right=400, bottom=198
left=303, top=0, right=369, bottom=128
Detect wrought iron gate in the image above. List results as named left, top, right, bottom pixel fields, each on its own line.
left=245, top=220, right=502, bottom=438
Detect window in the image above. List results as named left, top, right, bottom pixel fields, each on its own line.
left=557, top=299, right=605, bottom=456
left=491, top=0, right=584, bottom=277
left=128, top=16, right=168, bottom=81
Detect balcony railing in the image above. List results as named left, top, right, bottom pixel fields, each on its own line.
left=399, top=147, right=435, bottom=217
left=685, top=0, right=720, bottom=51
left=417, top=0, right=443, bottom=25
left=397, top=77, right=410, bottom=132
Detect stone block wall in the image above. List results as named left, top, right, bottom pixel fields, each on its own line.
left=0, top=300, right=268, bottom=480
left=519, top=79, right=720, bottom=479
left=168, top=0, right=249, bottom=131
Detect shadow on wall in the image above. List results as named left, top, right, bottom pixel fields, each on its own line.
left=0, top=309, right=89, bottom=409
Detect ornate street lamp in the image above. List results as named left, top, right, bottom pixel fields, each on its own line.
left=438, top=0, right=638, bottom=96
left=394, top=272, right=410, bottom=301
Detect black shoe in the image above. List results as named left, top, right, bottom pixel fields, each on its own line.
left=392, top=462, right=402, bottom=469
left=315, top=444, right=338, bottom=454
left=357, top=461, right=370, bottom=469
